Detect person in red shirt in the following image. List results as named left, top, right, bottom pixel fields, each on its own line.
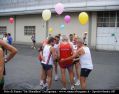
left=58, top=35, right=75, bottom=90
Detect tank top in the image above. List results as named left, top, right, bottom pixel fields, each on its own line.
left=80, top=46, right=93, bottom=70
left=59, top=42, right=73, bottom=68
left=41, top=45, right=53, bottom=65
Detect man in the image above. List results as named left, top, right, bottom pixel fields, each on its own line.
left=60, top=37, right=93, bottom=90
left=41, top=37, right=56, bottom=91
left=83, top=32, right=88, bottom=46
left=7, top=33, right=13, bottom=45
left=69, top=34, right=73, bottom=43
left=0, top=39, right=17, bottom=90
left=31, top=32, right=36, bottom=49
left=54, top=35, right=60, bottom=81
left=58, top=35, right=75, bottom=90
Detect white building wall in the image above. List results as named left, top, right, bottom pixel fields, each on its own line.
left=16, top=14, right=46, bottom=43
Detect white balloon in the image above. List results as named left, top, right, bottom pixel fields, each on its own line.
left=42, top=10, right=51, bottom=21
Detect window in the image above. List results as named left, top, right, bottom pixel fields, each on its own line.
left=24, top=26, right=35, bottom=35
left=97, top=11, right=116, bottom=27
left=0, top=26, right=7, bottom=35
left=117, top=12, right=119, bottom=27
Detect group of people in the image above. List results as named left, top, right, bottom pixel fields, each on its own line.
left=2, top=33, right=13, bottom=45
left=0, top=31, right=92, bottom=91
left=38, top=33, right=93, bottom=91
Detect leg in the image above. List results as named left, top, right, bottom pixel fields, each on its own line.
left=41, top=65, right=47, bottom=84
left=60, top=68, right=66, bottom=88
left=75, top=62, right=80, bottom=81
left=54, top=62, right=58, bottom=81
left=80, top=68, right=91, bottom=90
left=80, top=76, right=86, bottom=90
left=67, top=65, right=74, bottom=87
left=47, top=68, right=53, bottom=89
left=54, top=62, right=58, bottom=75
left=40, top=66, right=45, bottom=85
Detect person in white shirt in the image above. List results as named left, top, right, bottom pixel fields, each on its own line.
left=60, top=37, right=93, bottom=90
left=2, top=33, right=8, bottom=56
left=41, top=37, right=57, bottom=91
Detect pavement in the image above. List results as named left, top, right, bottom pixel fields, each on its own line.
left=4, top=44, right=119, bottom=90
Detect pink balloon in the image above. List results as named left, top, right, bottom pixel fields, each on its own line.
left=9, top=17, right=14, bottom=24
left=64, top=15, right=71, bottom=24
left=55, top=3, right=64, bottom=15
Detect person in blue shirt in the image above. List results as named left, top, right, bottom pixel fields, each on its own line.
left=7, top=33, right=13, bottom=45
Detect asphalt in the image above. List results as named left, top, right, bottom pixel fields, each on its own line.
left=4, top=44, right=119, bottom=90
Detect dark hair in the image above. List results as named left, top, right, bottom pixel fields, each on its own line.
left=47, top=37, right=55, bottom=44
left=55, top=35, right=60, bottom=39
left=69, top=34, right=73, bottom=37
left=8, top=33, right=11, bottom=36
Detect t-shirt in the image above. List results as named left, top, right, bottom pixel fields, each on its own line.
left=59, top=42, right=73, bottom=68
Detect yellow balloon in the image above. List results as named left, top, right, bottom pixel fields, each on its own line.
left=48, top=28, right=53, bottom=33
left=78, top=12, right=89, bottom=25
left=42, top=10, right=51, bottom=21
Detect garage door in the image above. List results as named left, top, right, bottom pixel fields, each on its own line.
left=96, top=11, right=119, bottom=51
left=97, top=27, right=119, bottom=51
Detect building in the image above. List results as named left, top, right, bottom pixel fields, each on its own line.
left=0, top=0, right=119, bottom=51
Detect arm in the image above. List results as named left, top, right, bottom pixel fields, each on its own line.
left=0, top=40, right=17, bottom=62
left=51, top=47, right=57, bottom=61
left=60, top=47, right=85, bottom=63
left=60, top=50, right=79, bottom=63
left=0, top=48, right=4, bottom=79
left=57, top=44, right=60, bottom=60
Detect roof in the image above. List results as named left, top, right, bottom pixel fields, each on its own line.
left=0, top=0, right=119, bottom=16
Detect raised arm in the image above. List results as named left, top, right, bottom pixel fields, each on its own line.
left=0, top=40, right=17, bottom=62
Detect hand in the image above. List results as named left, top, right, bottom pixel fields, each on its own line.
left=4, top=58, right=8, bottom=63
left=60, top=59, right=65, bottom=63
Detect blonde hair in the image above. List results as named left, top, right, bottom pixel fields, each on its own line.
left=77, top=37, right=84, bottom=44
left=62, top=35, right=68, bottom=42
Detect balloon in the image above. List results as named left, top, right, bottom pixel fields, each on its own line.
left=9, top=17, right=14, bottom=24
left=55, top=3, right=64, bottom=15
left=60, top=24, right=65, bottom=30
left=64, top=15, right=71, bottom=24
left=78, top=12, right=89, bottom=25
left=48, top=28, right=53, bottom=33
left=42, top=10, right=51, bottom=21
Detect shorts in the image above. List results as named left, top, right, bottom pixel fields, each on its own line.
left=60, top=63, right=73, bottom=69
left=41, top=63, right=53, bottom=71
left=0, top=77, right=4, bottom=90
left=54, top=59, right=58, bottom=64
left=32, top=40, right=36, bottom=43
left=80, top=68, right=92, bottom=77
left=73, top=57, right=79, bottom=64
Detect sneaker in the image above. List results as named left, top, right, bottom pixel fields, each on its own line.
left=34, top=47, right=36, bottom=49
left=54, top=75, right=58, bottom=81
left=71, top=85, right=75, bottom=90
left=41, top=83, right=48, bottom=91
left=61, top=88, right=66, bottom=90
left=75, top=80, right=80, bottom=86
left=74, top=77, right=76, bottom=81
left=40, top=81, right=44, bottom=86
